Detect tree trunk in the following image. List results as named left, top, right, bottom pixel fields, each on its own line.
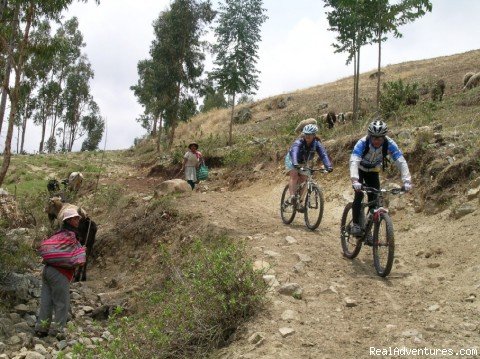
left=168, top=121, right=177, bottom=149
left=152, top=116, right=157, bottom=137
left=156, top=116, right=162, bottom=152
left=0, top=3, right=32, bottom=187
left=353, top=49, right=357, bottom=116
left=228, top=92, right=236, bottom=146
left=20, top=114, right=27, bottom=153
left=376, top=27, right=382, bottom=111
left=0, top=53, right=12, bottom=135
left=61, top=121, right=66, bottom=151
left=16, top=124, right=20, bottom=154
left=355, top=46, right=361, bottom=121
left=39, top=112, right=46, bottom=153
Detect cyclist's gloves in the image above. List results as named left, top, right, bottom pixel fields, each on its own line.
left=352, top=181, right=362, bottom=191
left=403, top=181, right=412, bottom=192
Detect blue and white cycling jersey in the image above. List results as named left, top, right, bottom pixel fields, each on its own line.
left=349, top=136, right=411, bottom=183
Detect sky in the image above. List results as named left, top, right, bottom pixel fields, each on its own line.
left=3, top=0, right=480, bottom=152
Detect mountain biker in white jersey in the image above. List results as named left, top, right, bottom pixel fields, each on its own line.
left=349, top=119, right=412, bottom=237
left=284, top=123, right=333, bottom=211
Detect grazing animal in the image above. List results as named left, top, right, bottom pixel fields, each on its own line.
left=45, top=196, right=87, bottom=226
left=294, top=118, right=317, bottom=133
left=463, top=72, right=475, bottom=87
left=47, top=179, right=60, bottom=193
left=431, top=79, right=445, bottom=102
left=326, top=111, right=336, bottom=129
left=463, top=72, right=480, bottom=91
left=63, top=172, right=84, bottom=193
left=44, top=197, right=96, bottom=282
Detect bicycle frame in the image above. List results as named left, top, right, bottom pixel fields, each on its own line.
left=362, top=187, right=403, bottom=240
left=294, top=167, right=327, bottom=200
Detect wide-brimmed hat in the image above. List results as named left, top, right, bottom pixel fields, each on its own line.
left=188, top=142, right=199, bottom=149
left=62, top=208, right=80, bottom=221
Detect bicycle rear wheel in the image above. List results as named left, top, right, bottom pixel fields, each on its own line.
left=373, top=212, right=395, bottom=277
left=280, top=184, right=296, bottom=224
left=340, top=203, right=362, bottom=259
left=304, top=185, right=324, bottom=230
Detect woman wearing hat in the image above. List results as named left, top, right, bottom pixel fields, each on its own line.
left=181, top=142, right=204, bottom=190
left=35, top=208, right=83, bottom=339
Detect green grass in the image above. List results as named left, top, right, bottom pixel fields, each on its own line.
left=80, top=235, right=267, bottom=359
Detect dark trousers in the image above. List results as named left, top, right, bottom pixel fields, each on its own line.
left=352, top=170, right=380, bottom=225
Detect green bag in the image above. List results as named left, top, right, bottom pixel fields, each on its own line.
left=197, top=164, right=209, bottom=181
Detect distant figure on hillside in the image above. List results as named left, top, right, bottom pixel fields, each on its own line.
left=348, top=119, right=412, bottom=240
left=284, top=123, right=333, bottom=212
left=180, top=142, right=204, bottom=190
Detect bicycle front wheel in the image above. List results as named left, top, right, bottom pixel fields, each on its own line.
left=304, top=185, right=324, bottom=230
left=373, top=212, right=395, bottom=277
left=280, top=184, right=296, bottom=224
left=340, top=203, right=362, bottom=259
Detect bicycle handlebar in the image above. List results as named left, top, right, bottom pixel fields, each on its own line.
left=362, top=186, right=405, bottom=195
left=298, top=167, right=330, bottom=173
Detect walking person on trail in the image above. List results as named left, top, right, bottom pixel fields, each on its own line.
left=349, top=119, right=412, bottom=239
left=180, top=142, right=204, bottom=190
left=284, top=123, right=333, bottom=212
left=35, top=208, right=85, bottom=339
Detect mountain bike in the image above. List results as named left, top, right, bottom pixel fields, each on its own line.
left=280, top=167, right=328, bottom=230
left=340, top=186, right=405, bottom=277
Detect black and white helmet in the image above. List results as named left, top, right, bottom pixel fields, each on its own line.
left=367, top=120, right=388, bottom=137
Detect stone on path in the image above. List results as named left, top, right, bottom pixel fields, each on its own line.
left=344, top=297, right=357, bottom=307
left=281, top=310, right=299, bottom=322
left=285, top=236, right=297, bottom=245
left=279, top=327, right=295, bottom=338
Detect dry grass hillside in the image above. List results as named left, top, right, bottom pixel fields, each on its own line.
left=173, top=49, right=480, bottom=147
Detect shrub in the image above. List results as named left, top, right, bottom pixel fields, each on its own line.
left=380, top=80, right=419, bottom=118
left=0, top=230, right=37, bottom=279
left=89, top=235, right=267, bottom=358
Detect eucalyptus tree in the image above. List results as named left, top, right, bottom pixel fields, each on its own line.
left=62, top=55, right=94, bottom=151
left=17, top=19, right=54, bottom=153
left=0, top=0, right=99, bottom=187
left=211, top=0, right=267, bottom=145
left=324, top=0, right=432, bottom=115
left=50, top=17, right=85, bottom=143
left=325, top=0, right=371, bottom=119
left=131, top=59, right=161, bottom=137
left=80, top=100, right=104, bottom=151
left=150, top=0, right=214, bottom=149
left=200, top=81, right=227, bottom=113
left=35, top=80, right=60, bottom=152
left=369, top=0, right=432, bottom=108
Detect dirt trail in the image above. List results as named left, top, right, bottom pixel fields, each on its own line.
left=173, top=173, right=480, bottom=359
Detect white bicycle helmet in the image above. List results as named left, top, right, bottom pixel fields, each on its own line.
left=367, top=120, right=388, bottom=137
left=302, top=124, right=318, bottom=135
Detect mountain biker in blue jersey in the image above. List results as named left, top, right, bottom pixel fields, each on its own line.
left=349, top=119, right=412, bottom=237
left=285, top=123, right=333, bottom=211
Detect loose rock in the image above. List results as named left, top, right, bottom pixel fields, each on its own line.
left=281, top=310, right=300, bottom=322
left=278, top=327, right=295, bottom=338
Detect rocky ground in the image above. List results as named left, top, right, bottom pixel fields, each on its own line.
left=176, top=173, right=480, bottom=359
left=1, top=160, right=479, bottom=358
